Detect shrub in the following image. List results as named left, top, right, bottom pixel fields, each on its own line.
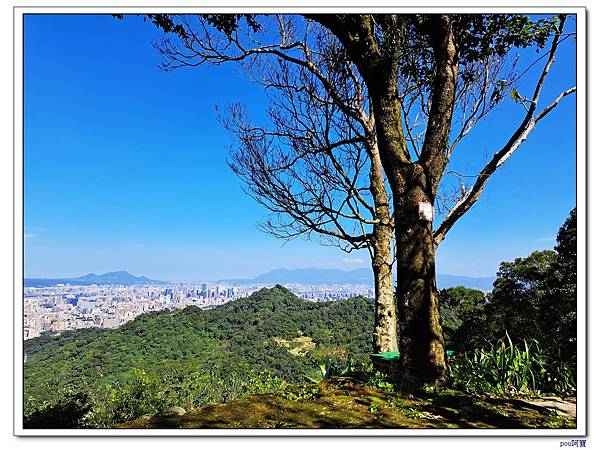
left=76, top=367, right=285, bottom=428
left=449, top=335, right=575, bottom=396
left=24, top=389, right=91, bottom=428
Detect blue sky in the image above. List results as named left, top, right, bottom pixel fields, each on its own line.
left=23, top=14, right=577, bottom=282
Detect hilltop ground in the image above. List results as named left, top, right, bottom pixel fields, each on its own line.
left=117, top=376, right=576, bottom=429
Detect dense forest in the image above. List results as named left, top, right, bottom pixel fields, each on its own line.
left=24, top=286, right=375, bottom=427
left=24, top=209, right=576, bottom=428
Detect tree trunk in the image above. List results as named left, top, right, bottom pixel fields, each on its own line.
left=366, top=90, right=448, bottom=384
left=372, top=221, right=398, bottom=353
left=394, top=174, right=447, bottom=385
left=368, top=140, right=398, bottom=354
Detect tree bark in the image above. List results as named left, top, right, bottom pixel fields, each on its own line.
left=391, top=15, right=456, bottom=385
left=394, top=168, right=447, bottom=384
left=369, top=141, right=398, bottom=353
left=371, top=221, right=398, bottom=353
left=365, top=58, right=448, bottom=383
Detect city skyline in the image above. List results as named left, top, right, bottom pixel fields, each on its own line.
left=24, top=14, right=577, bottom=282
left=23, top=280, right=375, bottom=340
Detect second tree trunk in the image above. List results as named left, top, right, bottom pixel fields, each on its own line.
left=372, top=221, right=398, bottom=353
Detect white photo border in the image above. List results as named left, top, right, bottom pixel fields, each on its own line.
left=13, top=3, right=587, bottom=437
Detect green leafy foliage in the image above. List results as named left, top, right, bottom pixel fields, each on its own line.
left=445, top=209, right=577, bottom=397
left=364, top=369, right=396, bottom=393
left=23, top=388, right=91, bottom=429
left=450, top=209, right=576, bottom=365
left=452, top=15, right=558, bottom=60
left=453, top=250, right=557, bottom=350
left=540, top=208, right=577, bottom=365
left=77, top=367, right=285, bottom=428
left=439, top=286, right=485, bottom=347
left=396, top=14, right=560, bottom=90
left=449, top=336, right=575, bottom=396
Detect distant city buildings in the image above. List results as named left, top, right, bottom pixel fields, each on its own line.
left=23, top=282, right=374, bottom=340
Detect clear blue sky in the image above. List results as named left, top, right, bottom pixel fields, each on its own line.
left=24, top=14, right=577, bottom=282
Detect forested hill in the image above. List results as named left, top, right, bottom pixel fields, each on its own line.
left=24, top=286, right=374, bottom=424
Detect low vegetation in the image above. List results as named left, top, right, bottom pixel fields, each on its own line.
left=114, top=375, right=574, bottom=429
left=449, top=337, right=575, bottom=396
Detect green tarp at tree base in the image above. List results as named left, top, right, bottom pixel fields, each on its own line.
left=369, top=350, right=455, bottom=367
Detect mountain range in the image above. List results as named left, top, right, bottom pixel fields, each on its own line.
left=25, top=268, right=495, bottom=291
left=219, top=268, right=495, bottom=291
left=24, top=271, right=167, bottom=288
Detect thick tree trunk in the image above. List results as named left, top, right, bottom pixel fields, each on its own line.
left=372, top=221, right=398, bottom=353
left=394, top=173, right=447, bottom=385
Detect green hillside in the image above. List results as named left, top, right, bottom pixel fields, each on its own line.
left=24, top=285, right=375, bottom=427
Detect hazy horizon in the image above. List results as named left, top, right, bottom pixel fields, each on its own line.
left=22, top=265, right=504, bottom=285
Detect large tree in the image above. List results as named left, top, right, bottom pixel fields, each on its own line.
left=124, top=13, right=576, bottom=384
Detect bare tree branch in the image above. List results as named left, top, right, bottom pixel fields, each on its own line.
left=433, top=17, right=571, bottom=247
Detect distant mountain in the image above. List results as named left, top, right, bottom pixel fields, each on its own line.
left=75, top=271, right=161, bottom=284
left=25, top=268, right=495, bottom=291
left=220, top=268, right=495, bottom=291
left=25, top=271, right=167, bottom=287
